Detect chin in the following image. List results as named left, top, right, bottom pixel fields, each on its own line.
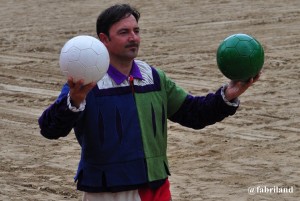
left=128, top=52, right=139, bottom=59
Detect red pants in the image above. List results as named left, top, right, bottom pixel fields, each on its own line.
left=138, top=179, right=171, bottom=201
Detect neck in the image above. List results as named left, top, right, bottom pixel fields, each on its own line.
left=110, top=59, right=133, bottom=76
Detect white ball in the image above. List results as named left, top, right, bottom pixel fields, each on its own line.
left=59, top=35, right=110, bottom=85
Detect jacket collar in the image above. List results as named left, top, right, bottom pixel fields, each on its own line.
left=107, top=60, right=143, bottom=85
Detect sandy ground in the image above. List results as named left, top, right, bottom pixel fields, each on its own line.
left=0, top=0, right=300, bottom=200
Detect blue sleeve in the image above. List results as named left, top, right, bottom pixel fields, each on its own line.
left=38, top=83, right=82, bottom=139
left=169, top=87, right=238, bottom=129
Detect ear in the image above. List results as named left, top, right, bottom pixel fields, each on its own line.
left=99, top=33, right=109, bottom=45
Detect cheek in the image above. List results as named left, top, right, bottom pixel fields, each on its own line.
left=109, top=38, right=125, bottom=48
left=107, top=40, right=120, bottom=49
left=135, top=35, right=141, bottom=43
left=106, top=42, right=123, bottom=54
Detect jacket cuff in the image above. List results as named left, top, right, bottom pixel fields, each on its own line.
left=220, top=84, right=240, bottom=107
left=67, top=92, right=86, bottom=112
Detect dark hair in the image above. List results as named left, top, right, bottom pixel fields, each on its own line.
left=96, top=4, right=140, bottom=38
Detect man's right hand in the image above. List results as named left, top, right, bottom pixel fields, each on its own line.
left=67, top=77, right=96, bottom=108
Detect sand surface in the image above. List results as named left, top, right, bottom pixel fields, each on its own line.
left=0, top=0, right=299, bottom=200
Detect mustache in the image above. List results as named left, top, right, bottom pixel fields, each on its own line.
left=125, top=43, right=139, bottom=48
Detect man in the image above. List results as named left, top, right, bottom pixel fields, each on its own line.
left=38, top=4, right=260, bottom=201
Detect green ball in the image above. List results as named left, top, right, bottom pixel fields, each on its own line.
left=216, top=33, right=264, bottom=81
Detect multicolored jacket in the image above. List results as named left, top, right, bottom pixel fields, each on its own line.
left=38, top=60, right=238, bottom=192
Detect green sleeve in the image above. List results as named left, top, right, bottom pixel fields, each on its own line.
left=156, top=69, right=188, bottom=118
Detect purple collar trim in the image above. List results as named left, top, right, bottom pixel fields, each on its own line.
left=107, top=61, right=143, bottom=85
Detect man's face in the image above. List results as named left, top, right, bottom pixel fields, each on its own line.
left=105, top=14, right=140, bottom=61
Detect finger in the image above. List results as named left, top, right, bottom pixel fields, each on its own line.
left=233, top=79, right=252, bottom=91
left=67, top=77, right=74, bottom=88
left=235, top=80, right=249, bottom=87
left=228, top=80, right=238, bottom=88
left=253, top=71, right=262, bottom=83
left=82, top=82, right=96, bottom=93
left=245, top=77, right=254, bottom=88
left=73, top=79, right=84, bottom=91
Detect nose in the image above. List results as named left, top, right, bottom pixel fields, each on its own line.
left=129, top=31, right=139, bottom=42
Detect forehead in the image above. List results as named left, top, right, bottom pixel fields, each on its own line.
left=110, top=14, right=139, bottom=31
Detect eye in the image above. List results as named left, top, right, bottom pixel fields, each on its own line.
left=134, top=28, right=140, bottom=34
left=119, top=31, right=127, bottom=35
left=118, top=29, right=129, bottom=35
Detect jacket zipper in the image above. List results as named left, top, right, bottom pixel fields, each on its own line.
left=129, top=75, right=135, bottom=94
